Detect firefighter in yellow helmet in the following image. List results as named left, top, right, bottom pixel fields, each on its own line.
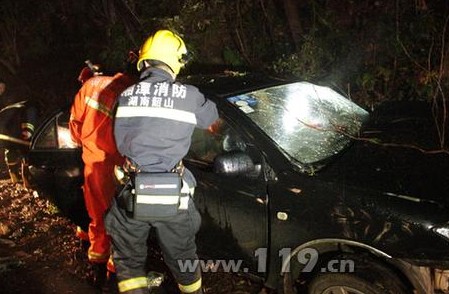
left=136, top=29, right=188, bottom=75
left=105, top=29, right=218, bottom=293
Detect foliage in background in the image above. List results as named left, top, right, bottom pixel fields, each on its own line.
left=0, top=0, right=448, bottom=142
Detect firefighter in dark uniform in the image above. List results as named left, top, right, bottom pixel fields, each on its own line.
left=106, top=29, right=218, bottom=293
left=0, top=79, right=38, bottom=185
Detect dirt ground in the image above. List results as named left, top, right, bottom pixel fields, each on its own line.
left=0, top=166, right=269, bottom=294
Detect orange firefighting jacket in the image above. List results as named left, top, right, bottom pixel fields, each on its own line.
left=69, top=73, right=134, bottom=164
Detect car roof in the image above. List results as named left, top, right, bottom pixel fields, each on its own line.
left=180, top=71, right=291, bottom=98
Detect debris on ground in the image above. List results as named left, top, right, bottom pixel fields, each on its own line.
left=0, top=175, right=269, bottom=293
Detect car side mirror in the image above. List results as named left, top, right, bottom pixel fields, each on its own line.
left=213, top=151, right=261, bottom=178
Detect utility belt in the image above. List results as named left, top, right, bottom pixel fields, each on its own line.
left=119, top=160, right=190, bottom=221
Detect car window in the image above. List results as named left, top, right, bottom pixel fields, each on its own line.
left=34, top=111, right=78, bottom=149
left=226, top=82, right=369, bottom=164
left=188, top=118, right=246, bottom=163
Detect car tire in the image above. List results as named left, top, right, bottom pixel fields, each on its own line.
left=307, top=272, right=407, bottom=294
left=282, top=254, right=410, bottom=294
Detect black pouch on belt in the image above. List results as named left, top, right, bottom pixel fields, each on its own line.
left=133, top=172, right=182, bottom=221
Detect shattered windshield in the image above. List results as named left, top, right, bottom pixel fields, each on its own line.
left=227, top=82, right=369, bottom=164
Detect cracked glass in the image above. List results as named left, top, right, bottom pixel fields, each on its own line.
left=227, top=82, right=369, bottom=164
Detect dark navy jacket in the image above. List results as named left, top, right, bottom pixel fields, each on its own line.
left=114, top=67, right=218, bottom=184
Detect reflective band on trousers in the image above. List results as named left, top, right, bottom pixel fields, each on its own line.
left=87, top=249, right=109, bottom=262
left=115, top=106, right=197, bottom=125
left=20, top=122, right=35, bottom=132
left=178, top=278, right=202, bottom=293
left=118, top=277, right=148, bottom=293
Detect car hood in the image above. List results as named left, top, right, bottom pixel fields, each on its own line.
left=321, top=107, right=449, bottom=207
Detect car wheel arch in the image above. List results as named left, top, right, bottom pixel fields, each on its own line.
left=279, top=238, right=423, bottom=294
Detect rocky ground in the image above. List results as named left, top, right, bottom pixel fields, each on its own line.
left=0, top=167, right=270, bottom=294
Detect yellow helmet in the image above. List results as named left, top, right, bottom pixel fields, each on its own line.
left=137, top=30, right=188, bottom=75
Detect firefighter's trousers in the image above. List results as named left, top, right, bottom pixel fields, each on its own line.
left=83, top=161, right=117, bottom=263
left=105, top=192, right=202, bottom=294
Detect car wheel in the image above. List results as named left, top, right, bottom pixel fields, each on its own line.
left=307, top=272, right=406, bottom=294
left=282, top=254, right=410, bottom=294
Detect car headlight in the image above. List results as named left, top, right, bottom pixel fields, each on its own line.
left=433, top=225, right=449, bottom=241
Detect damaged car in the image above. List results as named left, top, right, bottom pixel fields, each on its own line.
left=26, top=73, right=449, bottom=293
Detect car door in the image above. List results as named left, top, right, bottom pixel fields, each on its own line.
left=27, top=109, right=89, bottom=230
left=184, top=114, right=269, bottom=277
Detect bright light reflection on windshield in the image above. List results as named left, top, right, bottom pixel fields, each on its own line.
left=227, top=82, right=369, bottom=165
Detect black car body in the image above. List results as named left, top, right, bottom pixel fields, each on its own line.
left=27, top=73, right=449, bottom=293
